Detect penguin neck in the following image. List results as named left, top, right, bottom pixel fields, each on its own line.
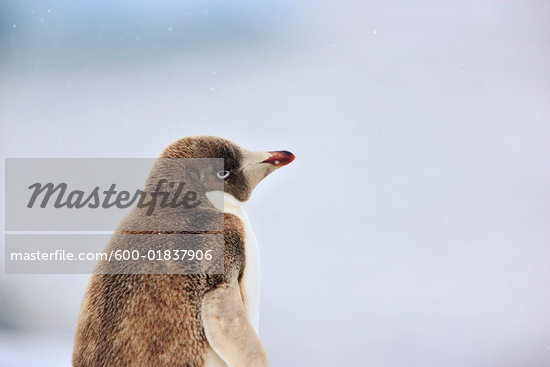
left=205, top=190, right=247, bottom=218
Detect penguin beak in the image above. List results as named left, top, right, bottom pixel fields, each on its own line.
left=261, top=151, right=295, bottom=167
left=239, top=149, right=295, bottom=197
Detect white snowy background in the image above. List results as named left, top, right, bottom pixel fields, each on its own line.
left=1, top=1, right=549, bottom=366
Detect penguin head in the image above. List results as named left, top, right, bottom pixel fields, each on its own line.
left=160, top=136, right=295, bottom=203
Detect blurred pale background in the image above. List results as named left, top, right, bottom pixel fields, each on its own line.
left=1, top=1, right=549, bottom=366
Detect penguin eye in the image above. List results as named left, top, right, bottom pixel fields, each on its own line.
left=216, top=170, right=230, bottom=180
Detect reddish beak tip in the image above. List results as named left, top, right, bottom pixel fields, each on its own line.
left=262, top=150, right=295, bottom=167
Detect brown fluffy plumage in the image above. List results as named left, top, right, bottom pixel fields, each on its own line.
left=72, top=215, right=244, bottom=367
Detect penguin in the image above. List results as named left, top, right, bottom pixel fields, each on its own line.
left=72, top=136, right=295, bottom=367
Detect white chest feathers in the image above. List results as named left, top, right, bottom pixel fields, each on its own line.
left=205, top=191, right=261, bottom=332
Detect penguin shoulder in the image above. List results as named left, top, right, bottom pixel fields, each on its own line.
left=219, top=212, right=246, bottom=283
